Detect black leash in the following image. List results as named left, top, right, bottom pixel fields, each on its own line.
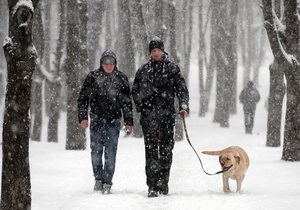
left=178, top=113, right=230, bottom=176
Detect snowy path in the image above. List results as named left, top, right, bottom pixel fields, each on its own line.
left=26, top=110, right=300, bottom=210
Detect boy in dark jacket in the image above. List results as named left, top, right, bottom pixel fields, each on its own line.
left=78, top=50, right=133, bottom=194
left=239, top=81, right=260, bottom=134
left=132, top=37, right=189, bottom=197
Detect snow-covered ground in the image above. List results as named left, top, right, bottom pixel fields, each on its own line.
left=27, top=107, right=300, bottom=210
left=2, top=60, right=300, bottom=210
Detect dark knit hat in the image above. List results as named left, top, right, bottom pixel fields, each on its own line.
left=149, top=36, right=164, bottom=53
left=247, top=80, right=254, bottom=87
left=100, top=50, right=117, bottom=65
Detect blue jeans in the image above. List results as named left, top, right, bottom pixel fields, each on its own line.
left=90, top=118, right=121, bottom=185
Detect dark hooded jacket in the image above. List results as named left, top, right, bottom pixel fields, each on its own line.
left=239, top=81, right=260, bottom=112
left=78, top=51, right=133, bottom=125
left=132, top=55, right=189, bottom=126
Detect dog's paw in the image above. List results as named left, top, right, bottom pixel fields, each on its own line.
left=223, top=188, right=232, bottom=194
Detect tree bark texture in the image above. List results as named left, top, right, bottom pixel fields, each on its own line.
left=266, top=61, right=285, bottom=147
left=65, top=0, right=86, bottom=150
left=213, top=0, right=230, bottom=127
left=47, top=0, right=65, bottom=143
left=30, top=1, right=44, bottom=142
left=87, top=0, right=105, bottom=71
left=1, top=1, right=39, bottom=209
left=262, top=0, right=300, bottom=160
left=117, top=0, right=135, bottom=80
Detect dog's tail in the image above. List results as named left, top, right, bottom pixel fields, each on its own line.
left=202, top=150, right=222, bottom=156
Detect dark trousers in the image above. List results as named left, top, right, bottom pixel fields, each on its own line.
left=90, top=118, right=121, bottom=185
left=243, top=108, right=256, bottom=133
left=142, top=122, right=175, bottom=191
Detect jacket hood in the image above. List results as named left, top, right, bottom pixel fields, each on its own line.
left=100, top=50, right=117, bottom=65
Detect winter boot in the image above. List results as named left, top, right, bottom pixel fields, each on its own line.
left=158, top=186, right=169, bottom=195
left=94, top=180, right=103, bottom=191
left=102, top=184, right=112, bottom=195
left=148, top=189, right=158, bottom=198
left=157, top=179, right=169, bottom=195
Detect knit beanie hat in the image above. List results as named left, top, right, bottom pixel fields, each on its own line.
left=100, top=50, right=117, bottom=65
left=149, top=36, right=164, bottom=53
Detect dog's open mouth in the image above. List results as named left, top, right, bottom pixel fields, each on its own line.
left=222, top=165, right=233, bottom=172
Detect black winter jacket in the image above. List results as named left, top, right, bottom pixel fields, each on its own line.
left=239, top=86, right=260, bottom=111
left=78, top=67, right=133, bottom=125
left=132, top=57, right=189, bottom=126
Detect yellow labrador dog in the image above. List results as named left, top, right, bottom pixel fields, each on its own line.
left=202, top=146, right=249, bottom=193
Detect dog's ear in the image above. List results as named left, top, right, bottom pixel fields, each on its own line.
left=234, top=156, right=240, bottom=164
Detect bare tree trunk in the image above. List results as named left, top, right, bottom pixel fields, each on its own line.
left=65, top=0, right=86, bottom=150
left=30, top=1, right=44, bottom=142
left=1, top=1, right=39, bottom=209
left=43, top=1, right=52, bottom=75
left=78, top=0, right=89, bottom=83
left=266, top=61, right=285, bottom=147
left=155, top=0, right=164, bottom=39
left=265, top=0, right=285, bottom=148
left=87, top=0, right=105, bottom=71
left=202, top=2, right=216, bottom=115
left=117, top=0, right=135, bottom=79
left=262, top=0, right=300, bottom=161
left=213, top=0, right=229, bottom=126
left=104, top=0, right=113, bottom=49
left=166, top=1, right=183, bottom=141
left=182, top=0, right=193, bottom=87
left=252, top=28, right=265, bottom=86
left=132, top=0, right=149, bottom=61
left=198, top=0, right=206, bottom=117
left=131, top=0, right=149, bottom=138
left=281, top=0, right=300, bottom=161
left=43, top=1, right=55, bottom=135
left=243, top=0, right=254, bottom=86
left=0, top=0, right=8, bottom=101
left=30, top=71, right=43, bottom=141
left=47, top=0, right=66, bottom=143
left=228, top=0, right=238, bottom=115
left=213, top=0, right=238, bottom=127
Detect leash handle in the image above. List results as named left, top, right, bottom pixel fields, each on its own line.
left=180, top=114, right=225, bottom=176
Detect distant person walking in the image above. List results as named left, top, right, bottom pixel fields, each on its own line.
left=239, top=81, right=260, bottom=134
left=78, top=50, right=133, bottom=194
left=132, top=36, right=189, bottom=197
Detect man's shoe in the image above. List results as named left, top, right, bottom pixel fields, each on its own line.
left=159, top=186, right=169, bottom=195
left=102, top=184, right=112, bottom=194
left=94, top=180, right=103, bottom=191
left=148, top=190, right=158, bottom=198
left=157, top=180, right=168, bottom=195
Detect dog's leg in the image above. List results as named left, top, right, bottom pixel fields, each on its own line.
left=222, top=174, right=231, bottom=193
left=236, top=179, right=242, bottom=193
left=236, top=174, right=245, bottom=193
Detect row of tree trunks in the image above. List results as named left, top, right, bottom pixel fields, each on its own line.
left=262, top=0, right=300, bottom=161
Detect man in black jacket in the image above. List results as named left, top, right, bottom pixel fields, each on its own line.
left=78, top=50, right=133, bottom=194
left=239, top=80, right=260, bottom=134
left=132, top=37, right=189, bottom=197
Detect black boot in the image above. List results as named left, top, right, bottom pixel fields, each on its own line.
left=102, top=184, right=112, bottom=194
left=157, top=179, right=169, bottom=195
left=94, top=180, right=103, bottom=191
left=148, top=189, right=158, bottom=198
